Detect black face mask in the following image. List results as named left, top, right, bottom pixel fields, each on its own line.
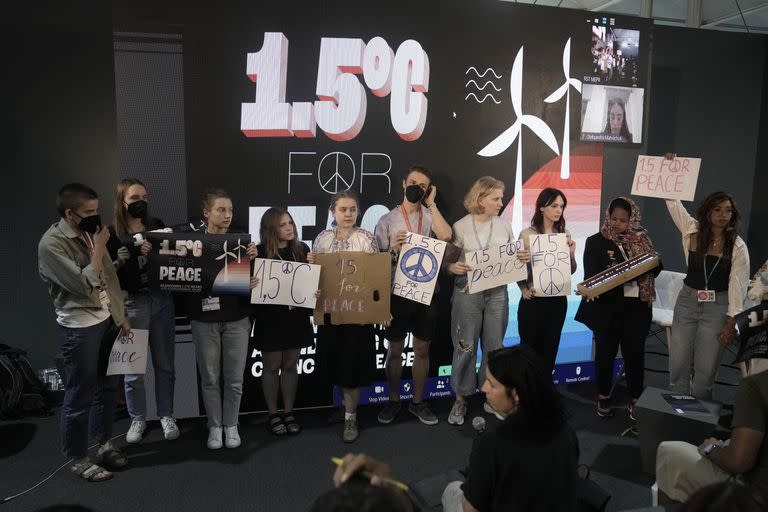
left=126, top=200, right=148, bottom=219
left=75, top=214, right=102, bottom=235
left=405, top=184, right=425, bottom=204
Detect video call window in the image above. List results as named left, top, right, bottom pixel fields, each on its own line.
left=583, top=25, right=642, bottom=88
left=579, top=84, right=644, bottom=144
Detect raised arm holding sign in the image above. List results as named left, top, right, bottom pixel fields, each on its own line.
left=631, top=155, right=701, bottom=201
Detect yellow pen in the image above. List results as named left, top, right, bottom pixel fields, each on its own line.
left=331, top=457, right=410, bottom=492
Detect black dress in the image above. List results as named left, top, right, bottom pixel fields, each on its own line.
left=252, top=244, right=314, bottom=352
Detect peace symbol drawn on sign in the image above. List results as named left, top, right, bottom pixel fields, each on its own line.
left=538, top=267, right=565, bottom=295
left=281, top=262, right=294, bottom=274
left=399, top=247, right=438, bottom=283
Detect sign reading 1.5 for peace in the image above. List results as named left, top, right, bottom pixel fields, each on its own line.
left=393, top=233, right=445, bottom=305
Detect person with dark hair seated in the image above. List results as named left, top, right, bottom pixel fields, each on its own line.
left=680, top=481, right=767, bottom=511
left=442, top=345, right=579, bottom=512
left=311, top=453, right=415, bottom=512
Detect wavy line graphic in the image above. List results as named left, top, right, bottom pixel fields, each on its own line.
left=465, top=66, right=502, bottom=79
left=465, top=80, right=502, bottom=92
left=464, top=93, right=501, bottom=104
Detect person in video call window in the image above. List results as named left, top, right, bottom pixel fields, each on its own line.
left=603, top=97, right=632, bottom=142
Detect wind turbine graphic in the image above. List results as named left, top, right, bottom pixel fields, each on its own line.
left=478, top=47, right=560, bottom=235
left=544, top=38, right=582, bottom=180
left=232, top=238, right=247, bottom=263
left=215, top=240, right=238, bottom=282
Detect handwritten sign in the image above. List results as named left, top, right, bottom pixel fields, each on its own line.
left=250, top=258, right=320, bottom=308
left=146, top=232, right=252, bottom=295
left=393, top=233, right=445, bottom=305
left=314, top=252, right=391, bottom=325
left=529, top=234, right=571, bottom=297
left=467, top=241, right=527, bottom=294
left=106, top=329, right=148, bottom=375
left=631, top=155, right=701, bottom=201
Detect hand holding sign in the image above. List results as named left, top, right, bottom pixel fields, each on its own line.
left=631, top=155, right=701, bottom=201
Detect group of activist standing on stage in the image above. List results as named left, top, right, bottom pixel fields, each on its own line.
left=38, top=156, right=765, bottom=482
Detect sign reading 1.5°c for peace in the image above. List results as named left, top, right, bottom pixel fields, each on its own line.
left=467, top=241, right=528, bottom=294
left=393, top=233, right=446, bottom=306
left=529, top=233, right=571, bottom=297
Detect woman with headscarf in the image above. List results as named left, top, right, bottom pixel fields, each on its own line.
left=576, top=197, right=662, bottom=419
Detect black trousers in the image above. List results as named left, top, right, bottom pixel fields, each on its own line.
left=518, top=296, right=568, bottom=373
left=593, top=297, right=652, bottom=399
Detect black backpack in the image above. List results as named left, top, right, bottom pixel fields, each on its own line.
left=0, top=344, right=52, bottom=418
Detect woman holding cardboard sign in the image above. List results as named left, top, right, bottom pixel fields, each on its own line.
left=576, top=197, right=661, bottom=419
left=445, top=176, right=529, bottom=426
left=517, top=187, right=577, bottom=374
left=253, top=207, right=314, bottom=436
left=308, top=190, right=378, bottom=443
left=662, top=161, right=750, bottom=400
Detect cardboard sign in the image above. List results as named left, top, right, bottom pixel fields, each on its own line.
left=106, top=329, right=148, bottom=375
left=467, top=240, right=528, bottom=294
left=146, top=232, right=252, bottom=295
left=314, top=252, right=391, bottom=325
left=250, top=258, right=321, bottom=308
left=631, top=155, right=701, bottom=201
left=529, top=233, right=571, bottom=297
left=393, top=233, right=446, bottom=305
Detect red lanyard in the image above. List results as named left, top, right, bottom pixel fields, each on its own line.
left=400, top=205, right=423, bottom=234
left=79, top=233, right=95, bottom=255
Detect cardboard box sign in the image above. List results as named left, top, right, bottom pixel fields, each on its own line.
left=313, top=252, right=392, bottom=325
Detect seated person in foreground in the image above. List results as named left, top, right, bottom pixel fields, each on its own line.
left=656, top=368, right=768, bottom=502
left=442, top=345, right=580, bottom=512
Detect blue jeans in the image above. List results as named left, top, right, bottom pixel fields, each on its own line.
left=669, top=285, right=729, bottom=400
left=123, top=291, right=176, bottom=420
left=57, top=319, right=119, bottom=457
left=449, top=286, right=509, bottom=397
left=191, top=317, right=250, bottom=428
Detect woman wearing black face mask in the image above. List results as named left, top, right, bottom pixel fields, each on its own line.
left=107, top=179, right=180, bottom=444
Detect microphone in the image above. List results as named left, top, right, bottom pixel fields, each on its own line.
left=471, top=416, right=486, bottom=435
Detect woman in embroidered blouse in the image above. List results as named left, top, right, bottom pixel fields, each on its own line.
left=308, top=190, right=378, bottom=443
left=665, top=183, right=750, bottom=400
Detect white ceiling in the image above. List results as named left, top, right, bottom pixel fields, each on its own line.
left=506, top=0, right=768, bottom=34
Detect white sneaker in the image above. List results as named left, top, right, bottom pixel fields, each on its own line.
left=447, top=401, right=467, bottom=426
left=160, top=417, right=180, bottom=440
left=126, top=420, right=146, bottom=444
left=207, top=427, right=223, bottom=450
left=224, top=426, right=241, bottom=448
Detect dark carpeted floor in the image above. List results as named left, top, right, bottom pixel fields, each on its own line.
left=0, top=335, right=744, bottom=512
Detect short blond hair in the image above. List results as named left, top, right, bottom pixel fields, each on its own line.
left=463, top=176, right=505, bottom=214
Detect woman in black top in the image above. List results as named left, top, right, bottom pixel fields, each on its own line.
left=442, top=345, right=579, bottom=512
left=107, top=178, right=179, bottom=444
left=576, top=197, right=661, bottom=419
left=253, top=208, right=314, bottom=435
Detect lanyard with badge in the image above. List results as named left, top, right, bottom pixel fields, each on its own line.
left=471, top=217, right=493, bottom=251
left=617, top=244, right=640, bottom=298
left=697, top=255, right=721, bottom=302
left=400, top=204, right=423, bottom=235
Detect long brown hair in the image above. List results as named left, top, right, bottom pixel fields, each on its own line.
left=114, top=178, right=149, bottom=238
left=531, top=187, right=567, bottom=233
left=696, top=191, right=740, bottom=262
left=259, top=207, right=304, bottom=260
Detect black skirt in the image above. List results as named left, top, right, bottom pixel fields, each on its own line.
left=316, top=324, right=375, bottom=388
left=252, top=304, right=314, bottom=352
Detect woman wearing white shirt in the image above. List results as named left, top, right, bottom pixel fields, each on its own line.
left=445, top=177, right=527, bottom=425
left=666, top=191, right=750, bottom=400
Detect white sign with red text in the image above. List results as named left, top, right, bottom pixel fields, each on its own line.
left=631, top=155, right=701, bottom=201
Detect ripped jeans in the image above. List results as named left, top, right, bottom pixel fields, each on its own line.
left=449, top=286, right=509, bottom=397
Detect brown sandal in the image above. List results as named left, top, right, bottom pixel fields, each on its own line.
left=71, top=461, right=113, bottom=482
